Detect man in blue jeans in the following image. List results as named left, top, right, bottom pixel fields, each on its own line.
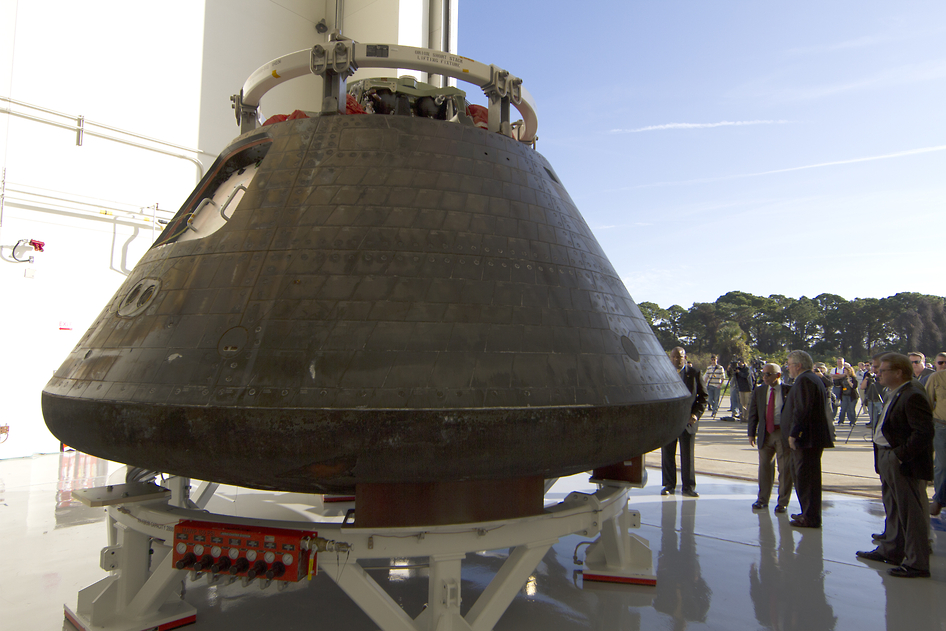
left=703, top=354, right=726, bottom=417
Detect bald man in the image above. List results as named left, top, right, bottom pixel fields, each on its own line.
left=748, top=363, right=793, bottom=513
left=661, top=347, right=708, bottom=498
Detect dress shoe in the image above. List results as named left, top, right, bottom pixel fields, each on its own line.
left=791, top=513, right=803, bottom=521
left=931, top=500, right=942, bottom=516
left=856, top=549, right=899, bottom=564
left=752, top=501, right=767, bottom=510
left=887, top=565, right=930, bottom=578
left=872, top=532, right=885, bottom=540
left=682, top=489, right=699, bottom=498
left=789, top=518, right=819, bottom=528
left=661, top=487, right=675, bottom=496
left=774, top=505, right=787, bottom=514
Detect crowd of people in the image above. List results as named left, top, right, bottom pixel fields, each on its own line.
left=660, top=347, right=946, bottom=580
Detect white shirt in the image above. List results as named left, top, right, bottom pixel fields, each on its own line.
left=703, top=364, right=726, bottom=388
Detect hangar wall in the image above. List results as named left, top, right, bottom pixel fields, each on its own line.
left=0, top=0, right=433, bottom=459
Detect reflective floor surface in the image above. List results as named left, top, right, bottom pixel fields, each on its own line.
left=2, top=451, right=945, bottom=630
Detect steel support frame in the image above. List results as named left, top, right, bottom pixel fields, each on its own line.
left=581, top=500, right=656, bottom=585
left=66, top=524, right=194, bottom=631
left=64, top=476, right=218, bottom=631
left=234, top=38, right=537, bottom=142
left=324, top=540, right=554, bottom=631
left=65, top=475, right=653, bottom=631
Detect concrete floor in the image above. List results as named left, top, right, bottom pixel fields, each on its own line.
left=2, top=447, right=945, bottom=631
left=692, top=408, right=885, bottom=498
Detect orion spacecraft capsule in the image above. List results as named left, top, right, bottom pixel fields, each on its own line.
left=41, top=43, right=691, bottom=504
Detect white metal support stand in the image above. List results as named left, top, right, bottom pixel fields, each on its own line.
left=67, top=511, right=194, bottom=631
left=581, top=491, right=655, bottom=585
left=66, top=472, right=654, bottom=631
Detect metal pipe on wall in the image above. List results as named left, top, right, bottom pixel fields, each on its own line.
left=0, top=97, right=206, bottom=180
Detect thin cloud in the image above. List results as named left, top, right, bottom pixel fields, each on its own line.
left=610, top=120, right=789, bottom=134
left=730, top=59, right=946, bottom=102
left=751, top=145, right=946, bottom=176
left=594, top=222, right=653, bottom=229
left=785, top=35, right=892, bottom=57
left=784, top=26, right=946, bottom=57
left=611, top=144, right=946, bottom=191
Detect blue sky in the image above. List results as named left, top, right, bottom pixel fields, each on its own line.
left=459, top=1, right=946, bottom=309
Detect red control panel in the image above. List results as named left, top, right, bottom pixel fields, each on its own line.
left=172, top=520, right=317, bottom=582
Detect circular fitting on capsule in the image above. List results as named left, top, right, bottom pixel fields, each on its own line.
left=620, top=335, right=640, bottom=362
left=218, top=327, right=248, bottom=358
left=117, top=279, right=160, bottom=318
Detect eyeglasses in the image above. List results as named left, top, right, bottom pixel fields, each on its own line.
left=762, top=372, right=778, bottom=377
left=911, top=360, right=922, bottom=364
left=938, top=361, right=946, bottom=366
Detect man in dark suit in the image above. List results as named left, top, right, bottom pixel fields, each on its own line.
left=784, top=350, right=834, bottom=528
left=856, top=353, right=934, bottom=578
left=661, top=347, right=708, bottom=498
left=747, top=363, right=793, bottom=513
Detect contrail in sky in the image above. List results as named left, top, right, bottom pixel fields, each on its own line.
left=617, top=144, right=946, bottom=190
left=750, top=144, right=946, bottom=176
left=610, top=120, right=789, bottom=133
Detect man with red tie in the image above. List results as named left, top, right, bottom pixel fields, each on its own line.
left=747, top=363, right=793, bottom=513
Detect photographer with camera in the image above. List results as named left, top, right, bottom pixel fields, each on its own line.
left=836, top=365, right=860, bottom=426
left=731, top=359, right=753, bottom=421
left=859, top=355, right=885, bottom=430
left=750, top=357, right=766, bottom=387
left=829, top=357, right=846, bottom=418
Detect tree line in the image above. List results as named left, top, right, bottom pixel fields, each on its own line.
left=639, top=291, right=946, bottom=369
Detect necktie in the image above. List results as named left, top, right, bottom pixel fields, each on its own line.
left=766, top=387, right=776, bottom=434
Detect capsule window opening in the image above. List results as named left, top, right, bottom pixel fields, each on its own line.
left=122, top=285, right=142, bottom=309
left=137, top=285, right=155, bottom=308
left=153, top=137, right=272, bottom=248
